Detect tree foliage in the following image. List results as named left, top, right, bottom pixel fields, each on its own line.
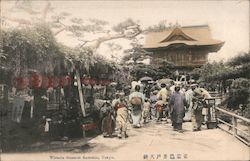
left=112, top=18, right=138, bottom=33
left=227, top=52, right=250, bottom=66
left=227, top=78, right=250, bottom=118
left=156, top=59, right=176, bottom=79
left=191, top=52, right=250, bottom=118
left=1, top=24, right=65, bottom=76
left=191, top=52, right=250, bottom=82
left=130, top=64, right=157, bottom=80
left=190, top=61, right=227, bottom=82
left=122, top=39, right=151, bottom=65
left=145, top=20, right=181, bottom=33
left=0, top=23, right=120, bottom=84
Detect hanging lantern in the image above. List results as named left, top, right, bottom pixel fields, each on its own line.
left=82, top=77, right=91, bottom=86
left=60, top=75, right=71, bottom=87
left=99, top=80, right=105, bottom=86
left=15, top=76, right=29, bottom=89
left=59, top=76, right=64, bottom=87
left=47, top=76, right=54, bottom=88
left=30, top=73, right=42, bottom=88
left=53, top=77, right=59, bottom=88
left=41, top=76, right=49, bottom=89
left=90, top=78, right=97, bottom=86
left=96, top=79, right=100, bottom=85
left=103, top=79, right=110, bottom=86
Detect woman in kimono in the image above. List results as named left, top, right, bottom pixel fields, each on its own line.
left=115, top=93, right=129, bottom=138
left=129, top=85, right=145, bottom=128
left=169, top=85, right=187, bottom=132
left=100, top=101, right=115, bottom=137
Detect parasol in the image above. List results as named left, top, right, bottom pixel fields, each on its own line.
left=139, top=76, right=153, bottom=82
left=157, top=78, right=173, bottom=85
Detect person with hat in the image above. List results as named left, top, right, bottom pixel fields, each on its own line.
left=169, top=85, right=187, bottom=132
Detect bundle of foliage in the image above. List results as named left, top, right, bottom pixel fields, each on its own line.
left=155, top=59, right=176, bottom=79
left=129, top=60, right=176, bottom=81
left=64, top=46, right=119, bottom=80
left=1, top=24, right=65, bottom=77
left=227, top=78, right=249, bottom=109
left=190, top=61, right=227, bottom=82
left=130, top=64, right=157, bottom=80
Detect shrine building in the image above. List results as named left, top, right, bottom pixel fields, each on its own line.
left=143, top=25, right=225, bottom=70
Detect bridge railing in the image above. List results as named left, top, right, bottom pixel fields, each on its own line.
left=215, top=106, right=250, bottom=146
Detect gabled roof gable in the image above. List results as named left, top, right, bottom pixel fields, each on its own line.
left=160, top=28, right=196, bottom=42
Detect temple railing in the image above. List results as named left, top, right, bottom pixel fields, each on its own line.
left=215, top=106, right=250, bottom=146
left=206, top=92, right=250, bottom=146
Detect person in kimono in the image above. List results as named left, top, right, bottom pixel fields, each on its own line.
left=100, top=101, right=115, bottom=137
left=142, top=98, right=151, bottom=123
left=184, top=84, right=197, bottom=121
left=129, top=85, right=145, bottom=128
left=191, top=86, right=210, bottom=131
left=115, top=93, right=129, bottom=138
left=156, top=83, right=170, bottom=122
left=150, top=90, right=158, bottom=119
left=169, top=85, right=187, bottom=132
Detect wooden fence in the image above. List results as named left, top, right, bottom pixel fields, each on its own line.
left=216, top=106, right=250, bottom=146
left=207, top=92, right=250, bottom=146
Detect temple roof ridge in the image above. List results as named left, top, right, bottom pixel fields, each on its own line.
left=181, top=24, right=209, bottom=29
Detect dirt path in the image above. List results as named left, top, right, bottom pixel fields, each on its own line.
left=83, top=121, right=249, bottom=160
left=1, top=121, right=249, bottom=161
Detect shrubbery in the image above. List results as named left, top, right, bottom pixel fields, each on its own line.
left=191, top=52, right=250, bottom=118
left=227, top=78, right=250, bottom=118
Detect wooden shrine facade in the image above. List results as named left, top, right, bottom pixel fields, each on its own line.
left=143, top=25, right=225, bottom=68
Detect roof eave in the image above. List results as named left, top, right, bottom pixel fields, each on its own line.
left=143, top=42, right=225, bottom=52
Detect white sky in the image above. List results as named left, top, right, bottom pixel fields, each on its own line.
left=2, top=0, right=249, bottom=62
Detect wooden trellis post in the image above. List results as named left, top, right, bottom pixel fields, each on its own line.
left=75, top=70, right=86, bottom=117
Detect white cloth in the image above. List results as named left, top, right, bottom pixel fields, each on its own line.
left=184, top=89, right=195, bottom=121
left=129, top=91, right=145, bottom=104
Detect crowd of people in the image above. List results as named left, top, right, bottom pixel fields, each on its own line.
left=99, top=80, right=211, bottom=139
